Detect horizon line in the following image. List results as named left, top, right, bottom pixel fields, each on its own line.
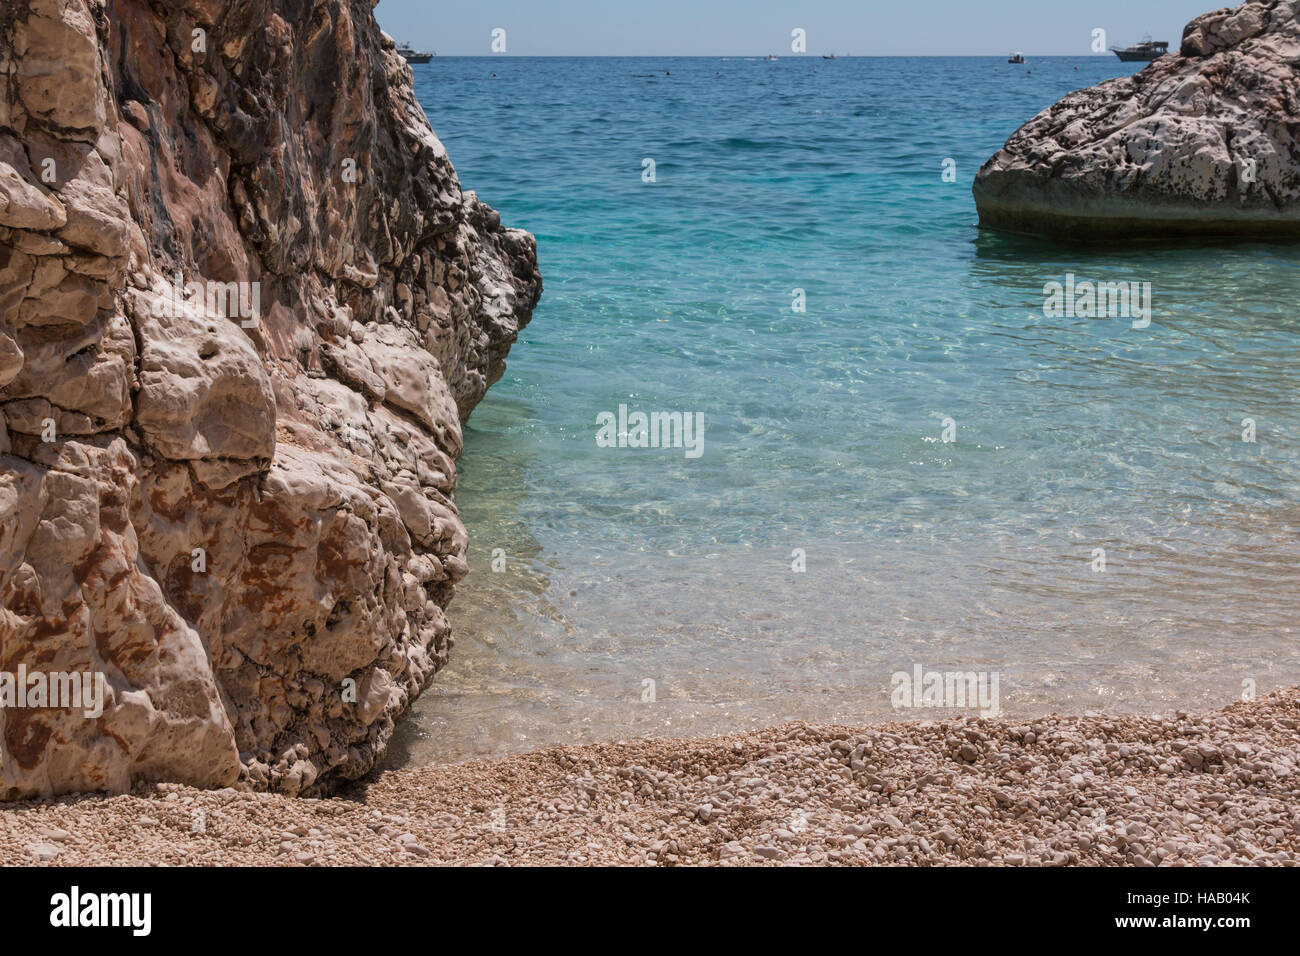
left=403, top=53, right=1129, bottom=59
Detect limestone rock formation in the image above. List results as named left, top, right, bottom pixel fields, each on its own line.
left=0, top=0, right=541, bottom=797
left=974, top=0, right=1300, bottom=237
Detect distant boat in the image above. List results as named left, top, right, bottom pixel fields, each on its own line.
left=397, top=43, right=434, bottom=64
left=1008, top=52, right=1026, bottom=64
left=1112, top=38, right=1168, bottom=62
left=822, top=54, right=836, bottom=60
left=764, top=54, right=779, bottom=60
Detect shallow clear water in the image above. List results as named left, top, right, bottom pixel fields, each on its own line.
left=387, top=56, right=1300, bottom=767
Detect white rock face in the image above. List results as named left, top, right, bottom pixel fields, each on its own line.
left=974, top=0, right=1300, bottom=237
left=0, top=0, right=541, bottom=797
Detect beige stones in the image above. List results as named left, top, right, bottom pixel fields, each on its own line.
left=0, top=0, right=541, bottom=799
left=0, top=689, right=1295, bottom=866
left=974, top=0, right=1300, bottom=237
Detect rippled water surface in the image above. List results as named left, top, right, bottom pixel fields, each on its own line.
left=387, top=57, right=1300, bottom=767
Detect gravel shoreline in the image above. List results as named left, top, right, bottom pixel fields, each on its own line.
left=1, top=689, right=1296, bottom=866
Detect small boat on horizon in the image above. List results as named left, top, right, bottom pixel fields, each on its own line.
left=1112, top=38, right=1169, bottom=62
left=1008, top=52, right=1026, bottom=64
left=822, top=54, right=836, bottom=60
left=397, top=43, right=434, bottom=64
left=764, top=54, right=779, bottom=60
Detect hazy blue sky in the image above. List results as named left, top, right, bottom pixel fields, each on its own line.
left=375, top=0, right=1214, bottom=56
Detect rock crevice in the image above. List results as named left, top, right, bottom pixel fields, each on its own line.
left=0, top=0, right=541, bottom=797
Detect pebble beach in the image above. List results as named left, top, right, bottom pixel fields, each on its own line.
left=2, top=689, right=1295, bottom=867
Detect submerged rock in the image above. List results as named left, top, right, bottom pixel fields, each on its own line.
left=974, top=0, right=1300, bottom=238
left=0, top=0, right=541, bottom=797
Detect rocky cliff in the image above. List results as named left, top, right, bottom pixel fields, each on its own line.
left=0, top=0, right=541, bottom=797
left=974, top=0, right=1300, bottom=237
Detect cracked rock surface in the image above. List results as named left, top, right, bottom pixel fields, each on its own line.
left=974, top=0, right=1300, bottom=237
left=0, top=0, right=541, bottom=797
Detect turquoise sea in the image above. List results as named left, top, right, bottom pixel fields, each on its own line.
left=389, top=56, right=1300, bottom=765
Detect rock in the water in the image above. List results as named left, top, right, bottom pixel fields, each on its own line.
left=0, top=0, right=541, bottom=798
left=974, top=0, right=1300, bottom=237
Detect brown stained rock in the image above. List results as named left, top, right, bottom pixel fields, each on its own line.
left=0, top=157, right=67, bottom=231
left=974, top=0, right=1300, bottom=237
left=0, top=328, right=21, bottom=387
left=132, top=289, right=276, bottom=476
left=13, top=0, right=106, bottom=135
left=0, top=0, right=542, bottom=799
